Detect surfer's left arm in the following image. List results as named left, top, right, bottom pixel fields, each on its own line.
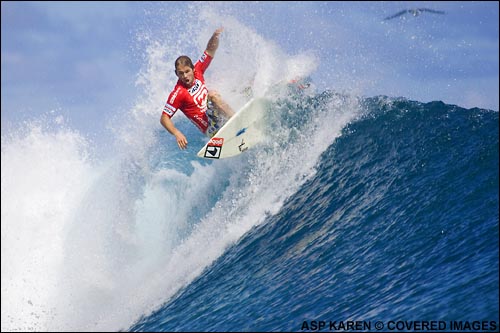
left=205, top=27, right=224, bottom=57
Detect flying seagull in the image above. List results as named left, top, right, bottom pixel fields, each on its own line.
left=384, top=8, right=445, bottom=21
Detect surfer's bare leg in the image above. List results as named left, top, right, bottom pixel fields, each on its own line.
left=208, top=90, right=235, bottom=118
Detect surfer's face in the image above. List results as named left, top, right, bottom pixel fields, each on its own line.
left=175, top=65, right=194, bottom=87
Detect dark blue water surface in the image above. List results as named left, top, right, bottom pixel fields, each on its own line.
left=131, top=94, right=499, bottom=332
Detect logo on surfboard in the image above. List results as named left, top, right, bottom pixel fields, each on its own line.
left=204, top=137, right=224, bottom=159
left=238, top=138, right=248, bottom=152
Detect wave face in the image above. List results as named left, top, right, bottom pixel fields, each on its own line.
left=129, top=97, right=499, bottom=332
left=1, top=3, right=498, bottom=332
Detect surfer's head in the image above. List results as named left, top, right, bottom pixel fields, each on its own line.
left=175, top=56, right=195, bottom=87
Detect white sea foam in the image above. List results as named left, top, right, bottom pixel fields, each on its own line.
left=1, top=3, right=361, bottom=332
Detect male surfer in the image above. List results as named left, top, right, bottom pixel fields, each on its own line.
left=160, top=27, right=235, bottom=150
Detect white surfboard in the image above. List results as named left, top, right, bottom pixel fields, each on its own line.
left=197, top=98, right=268, bottom=159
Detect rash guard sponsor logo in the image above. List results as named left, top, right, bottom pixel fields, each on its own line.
left=163, top=103, right=176, bottom=117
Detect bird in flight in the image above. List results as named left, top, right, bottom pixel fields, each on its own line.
left=383, top=8, right=445, bottom=21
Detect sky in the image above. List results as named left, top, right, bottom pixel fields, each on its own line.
left=1, top=1, right=499, bottom=142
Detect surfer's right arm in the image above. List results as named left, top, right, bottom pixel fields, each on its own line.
left=161, top=113, right=188, bottom=150
left=205, top=27, right=224, bottom=57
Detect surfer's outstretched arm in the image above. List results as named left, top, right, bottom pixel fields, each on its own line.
left=205, top=27, right=224, bottom=57
left=160, top=113, right=188, bottom=150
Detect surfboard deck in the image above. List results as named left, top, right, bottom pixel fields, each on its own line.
left=197, top=98, right=268, bottom=159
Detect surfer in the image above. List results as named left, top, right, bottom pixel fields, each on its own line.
left=160, top=27, right=235, bottom=150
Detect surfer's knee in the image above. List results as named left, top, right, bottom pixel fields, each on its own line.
left=208, top=90, right=222, bottom=104
left=208, top=90, right=234, bottom=118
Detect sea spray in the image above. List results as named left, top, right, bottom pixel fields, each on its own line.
left=1, top=4, right=345, bottom=331
left=1, top=123, right=93, bottom=331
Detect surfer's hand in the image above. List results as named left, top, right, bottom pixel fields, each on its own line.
left=175, top=132, right=188, bottom=150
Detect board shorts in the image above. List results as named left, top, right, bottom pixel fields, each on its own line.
left=205, top=101, right=228, bottom=138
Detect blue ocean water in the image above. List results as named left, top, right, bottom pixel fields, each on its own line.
left=129, top=93, right=499, bottom=332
